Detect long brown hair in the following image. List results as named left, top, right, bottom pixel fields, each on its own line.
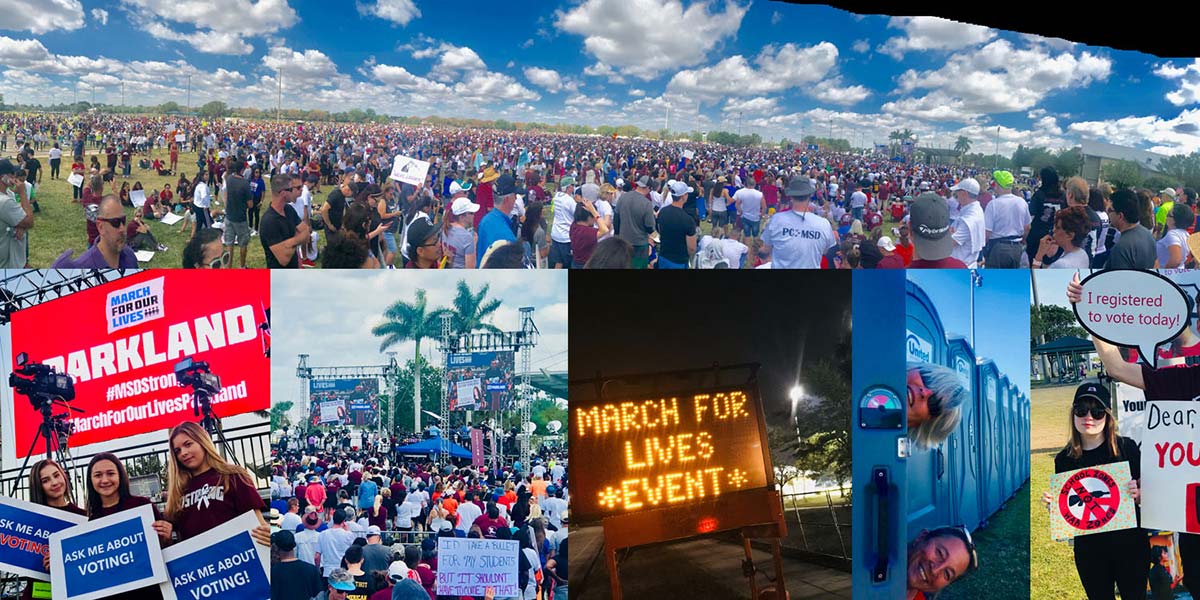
left=29, top=459, right=75, bottom=507
left=1064, top=399, right=1120, bottom=459
left=165, top=422, right=256, bottom=519
left=86, top=452, right=131, bottom=518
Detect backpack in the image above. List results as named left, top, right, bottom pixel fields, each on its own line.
left=696, top=242, right=729, bottom=269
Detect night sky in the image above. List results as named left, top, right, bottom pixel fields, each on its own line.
left=569, top=271, right=851, bottom=421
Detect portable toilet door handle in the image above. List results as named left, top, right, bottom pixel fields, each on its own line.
left=871, top=467, right=892, bottom=583
left=937, top=446, right=946, bottom=480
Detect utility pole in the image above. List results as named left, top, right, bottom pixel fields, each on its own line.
left=121, top=68, right=125, bottom=107
left=186, top=75, right=192, bottom=115
left=665, top=105, right=670, bottom=133
left=277, top=69, right=282, bottom=123
left=994, top=126, right=1001, bottom=170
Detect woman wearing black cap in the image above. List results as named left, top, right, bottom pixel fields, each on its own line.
left=1040, top=383, right=1147, bottom=600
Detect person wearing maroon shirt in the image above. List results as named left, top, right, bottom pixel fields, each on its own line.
left=1067, top=273, right=1200, bottom=596
left=23, top=460, right=86, bottom=600
left=472, top=503, right=510, bottom=539
left=82, top=452, right=172, bottom=600
left=164, top=422, right=271, bottom=545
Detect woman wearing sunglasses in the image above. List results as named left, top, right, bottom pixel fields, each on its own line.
left=181, top=228, right=227, bottom=268
left=907, top=525, right=979, bottom=599
left=1041, top=382, right=1147, bottom=600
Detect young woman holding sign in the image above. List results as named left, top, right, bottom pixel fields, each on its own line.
left=25, top=459, right=86, bottom=600
left=163, top=422, right=270, bottom=546
left=84, top=452, right=172, bottom=600
left=1040, top=383, right=1147, bottom=600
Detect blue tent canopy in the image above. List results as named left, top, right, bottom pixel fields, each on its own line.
left=395, top=437, right=472, bottom=459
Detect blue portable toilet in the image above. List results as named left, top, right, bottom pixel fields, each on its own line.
left=976, top=359, right=1002, bottom=518
left=999, top=374, right=1013, bottom=499
left=1019, top=389, right=1030, bottom=484
left=906, top=279, right=951, bottom=538
left=946, top=335, right=981, bottom=532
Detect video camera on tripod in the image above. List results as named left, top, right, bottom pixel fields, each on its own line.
left=174, top=356, right=238, bottom=464
left=9, top=352, right=74, bottom=406
left=7, top=352, right=83, bottom=495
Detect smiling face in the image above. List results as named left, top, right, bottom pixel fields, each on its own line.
left=39, top=463, right=67, bottom=503
left=907, top=368, right=935, bottom=428
left=172, top=432, right=208, bottom=472
left=907, top=533, right=971, bottom=594
left=90, top=459, right=121, bottom=502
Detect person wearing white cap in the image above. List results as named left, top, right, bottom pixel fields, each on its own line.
left=948, top=177, right=985, bottom=268
left=361, top=524, right=392, bottom=574
left=445, top=196, right=480, bottom=269
left=877, top=236, right=905, bottom=269
left=982, top=171, right=1031, bottom=268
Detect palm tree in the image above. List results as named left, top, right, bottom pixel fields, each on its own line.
left=372, top=289, right=451, bottom=434
left=450, top=280, right=503, bottom=342
left=955, top=136, right=971, bottom=157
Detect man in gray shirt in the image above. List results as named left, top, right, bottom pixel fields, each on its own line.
left=1106, top=189, right=1157, bottom=270
left=0, top=159, right=33, bottom=269
left=616, top=176, right=656, bottom=269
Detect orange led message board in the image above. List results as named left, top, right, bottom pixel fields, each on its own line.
left=572, top=385, right=773, bottom=522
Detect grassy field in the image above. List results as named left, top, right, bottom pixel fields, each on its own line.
left=21, top=148, right=271, bottom=268
left=941, top=484, right=1031, bottom=600
left=1031, top=384, right=1087, bottom=600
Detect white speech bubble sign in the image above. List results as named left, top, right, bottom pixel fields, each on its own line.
left=1073, top=269, right=1191, bottom=368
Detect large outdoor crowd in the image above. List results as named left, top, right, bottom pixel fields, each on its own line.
left=268, top=426, right=568, bottom=600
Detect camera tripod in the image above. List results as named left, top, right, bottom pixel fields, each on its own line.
left=8, top=397, right=81, bottom=497
left=193, top=389, right=239, bottom=466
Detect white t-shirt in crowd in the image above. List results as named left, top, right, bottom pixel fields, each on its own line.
left=1051, top=248, right=1091, bottom=269
left=550, top=192, right=576, bottom=244
left=950, top=201, right=986, bottom=267
left=984, top=193, right=1032, bottom=238
left=761, top=209, right=836, bottom=269
left=733, top=188, right=764, bottom=222
left=1157, top=228, right=1189, bottom=268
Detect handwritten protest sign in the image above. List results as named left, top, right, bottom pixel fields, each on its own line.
left=49, top=504, right=166, bottom=600
left=0, top=496, right=87, bottom=580
left=1141, top=401, right=1200, bottom=533
left=389, top=155, right=430, bottom=187
left=435, top=538, right=519, bottom=598
left=682, top=149, right=695, bottom=160
left=67, top=174, right=84, bottom=188
left=158, top=511, right=269, bottom=600
left=1049, top=462, right=1137, bottom=541
left=1072, top=270, right=1189, bottom=368
left=130, top=190, right=146, bottom=208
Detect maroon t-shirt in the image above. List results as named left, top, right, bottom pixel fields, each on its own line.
left=569, top=223, right=599, bottom=265
left=472, top=514, right=509, bottom=539
left=1141, top=364, right=1200, bottom=401
left=909, top=257, right=967, bottom=269
left=877, top=254, right=905, bottom=269
left=93, top=495, right=163, bottom=521
left=173, top=469, right=265, bottom=541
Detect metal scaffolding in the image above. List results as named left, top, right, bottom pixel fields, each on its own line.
left=434, top=307, right=539, bottom=470
left=294, top=355, right=400, bottom=434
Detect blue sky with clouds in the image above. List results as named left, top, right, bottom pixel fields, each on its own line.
left=3, top=0, right=1200, bottom=156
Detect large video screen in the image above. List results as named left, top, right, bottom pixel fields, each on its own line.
left=308, top=378, right=379, bottom=427
left=446, top=352, right=514, bottom=411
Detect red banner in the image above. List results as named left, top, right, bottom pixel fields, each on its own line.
left=470, top=428, right=484, bottom=468
left=8, top=271, right=270, bottom=458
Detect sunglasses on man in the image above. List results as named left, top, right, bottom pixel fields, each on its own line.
left=97, top=216, right=126, bottom=228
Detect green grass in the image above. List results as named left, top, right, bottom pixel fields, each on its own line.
left=1031, top=385, right=1088, bottom=600
left=940, top=485, right=1031, bottom=599
left=24, top=149, right=270, bottom=268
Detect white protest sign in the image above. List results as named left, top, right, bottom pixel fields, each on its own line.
left=683, top=149, right=695, bottom=160
left=455, top=378, right=482, bottom=409
left=0, top=496, right=87, bottom=581
left=49, top=504, right=166, bottom=600
left=1073, top=270, right=1189, bottom=368
left=320, top=400, right=343, bottom=424
left=435, top=538, right=519, bottom=598
left=1140, top=401, right=1200, bottom=533
left=1116, top=382, right=1148, bottom=445
left=158, top=512, right=269, bottom=600
left=160, top=213, right=183, bottom=226
left=67, top=174, right=84, bottom=188
left=175, top=134, right=186, bottom=143
left=389, top=155, right=430, bottom=187
left=130, top=190, right=146, bottom=208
